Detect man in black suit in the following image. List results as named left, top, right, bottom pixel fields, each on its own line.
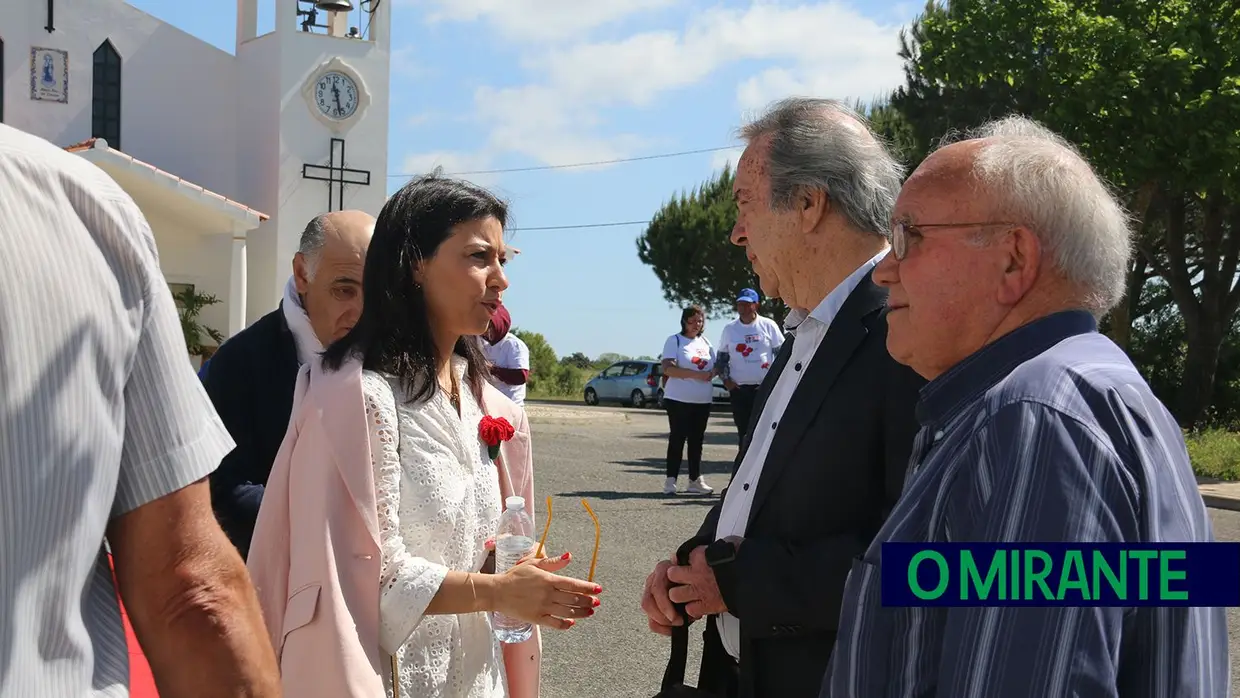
left=204, top=210, right=373, bottom=559
left=640, top=97, right=925, bottom=697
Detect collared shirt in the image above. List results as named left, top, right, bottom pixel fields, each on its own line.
left=823, top=310, right=1229, bottom=698
left=0, top=124, right=235, bottom=696
left=714, top=248, right=888, bottom=659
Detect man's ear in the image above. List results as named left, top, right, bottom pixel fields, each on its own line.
left=292, top=253, right=312, bottom=295
left=996, top=225, right=1041, bottom=306
left=799, top=189, right=829, bottom=234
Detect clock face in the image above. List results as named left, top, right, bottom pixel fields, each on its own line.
left=314, top=71, right=360, bottom=121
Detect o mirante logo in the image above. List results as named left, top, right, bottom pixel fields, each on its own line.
left=880, top=543, right=1240, bottom=607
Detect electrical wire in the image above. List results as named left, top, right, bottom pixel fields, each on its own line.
left=508, top=220, right=650, bottom=232
left=387, top=145, right=736, bottom=178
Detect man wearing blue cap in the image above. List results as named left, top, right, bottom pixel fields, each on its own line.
left=716, top=288, right=785, bottom=438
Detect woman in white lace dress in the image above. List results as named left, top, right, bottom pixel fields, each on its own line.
left=319, top=174, right=602, bottom=697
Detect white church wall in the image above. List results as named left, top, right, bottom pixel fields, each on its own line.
left=235, top=31, right=282, bottom=322
left=1, top=0, right=239, bottom=201
left=141, top=202, right=235, bottom=345
left=236, top=0, right=390, bottom=322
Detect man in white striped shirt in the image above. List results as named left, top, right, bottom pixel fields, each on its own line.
left=0, top=124, right=279, bottom=696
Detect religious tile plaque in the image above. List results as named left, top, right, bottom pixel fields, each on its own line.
left=30, top=47, right=68, bottom=103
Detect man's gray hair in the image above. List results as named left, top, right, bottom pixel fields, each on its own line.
left=738, top=97, right=905, bottom=239
left=951, top=115, right=1133, bottom=315
left=298, top=214, right=332, bottom=279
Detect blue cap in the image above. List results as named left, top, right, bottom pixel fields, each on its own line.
left=736, top=288, right=760, bottom=304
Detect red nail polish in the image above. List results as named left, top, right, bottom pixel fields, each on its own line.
left=561, top=552, right=571, bottom=560
left=587, top=608, right=595, bottom=616
left=594, top=585, right=602, bottom=594
left=592, top=598, right=601, bottom=608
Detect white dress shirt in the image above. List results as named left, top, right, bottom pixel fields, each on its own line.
left=713, top=248, right=888, bottom=659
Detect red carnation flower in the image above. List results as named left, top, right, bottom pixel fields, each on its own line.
left=479, top=415, right=515, bottom=460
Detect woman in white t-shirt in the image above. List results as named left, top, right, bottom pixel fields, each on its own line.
left=659, top=305, right=716, bottom=496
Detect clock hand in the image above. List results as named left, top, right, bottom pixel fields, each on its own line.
left=331, top=83, right=342, bottom=114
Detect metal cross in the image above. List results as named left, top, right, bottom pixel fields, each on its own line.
left=301, top=137, right=372, bottom=212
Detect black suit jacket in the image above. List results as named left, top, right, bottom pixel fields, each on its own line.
left=677, top=273, right=924, bottom=698
left=202, top=305, right=301, bottom=559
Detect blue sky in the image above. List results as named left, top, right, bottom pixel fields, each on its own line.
left=129, top=0, right=916, bottom=358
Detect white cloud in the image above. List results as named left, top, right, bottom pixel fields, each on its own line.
left=415, top=0, right=678, bottom=42
left=528, top=3, right=905, bottom=111
left=400, top=1, right=909, bottom=177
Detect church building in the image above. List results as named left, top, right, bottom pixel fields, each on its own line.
left=1, top=0, right=392, bottom=360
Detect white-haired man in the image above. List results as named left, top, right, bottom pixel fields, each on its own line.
left=822, top=117, right=1229, bottom=697
left=641, top=98, right=925, bottom=697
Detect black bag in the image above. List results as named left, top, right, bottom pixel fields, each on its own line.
left=652, top=548, right=720, bottom=698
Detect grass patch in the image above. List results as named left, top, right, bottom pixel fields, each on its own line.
left=1187, top=429, right=1240, bottom=481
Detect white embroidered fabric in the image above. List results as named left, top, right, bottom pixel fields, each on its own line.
left=361, top=366, right=506, bottom=698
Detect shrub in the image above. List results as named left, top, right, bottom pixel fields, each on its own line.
left=1186, top=429, right=1240, bottom=481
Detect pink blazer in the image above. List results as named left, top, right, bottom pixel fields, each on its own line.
left=247, top=358, right=541, bottom=697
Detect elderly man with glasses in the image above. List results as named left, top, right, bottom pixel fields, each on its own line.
left=822, top=116, right=1229, bottom=698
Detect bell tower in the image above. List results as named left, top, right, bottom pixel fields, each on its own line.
left=233, top=0, right=391, bottom=322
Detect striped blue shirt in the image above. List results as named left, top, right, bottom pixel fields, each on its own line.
left=822, top=310, right=1229, bottom=698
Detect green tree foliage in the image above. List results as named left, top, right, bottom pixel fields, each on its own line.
left=637, top=166, right=772, bottom=319
left=511, top=330, right=597, bottom=398
left=895, top=0, right=1240, bottom=426
left=560, top=352, right=594, bottom=370
left=511, top=328, right=558, bottom=394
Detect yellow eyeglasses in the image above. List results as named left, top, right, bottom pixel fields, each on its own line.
left=534, top=496, right=602, bottom=583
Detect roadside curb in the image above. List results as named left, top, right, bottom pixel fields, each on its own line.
left=1202, top=491, right=1240, bottom=512
left=1198, top=479, right=1240, bottom=512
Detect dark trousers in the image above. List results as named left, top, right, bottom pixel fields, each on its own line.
left=697, top=617, right=741, bottom=697
left=728, top=385, right=760, bottom=440
left=665, top=398, right=711, bottom=480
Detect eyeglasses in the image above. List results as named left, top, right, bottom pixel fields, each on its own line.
left=890, top=221, right=1016, bottom=261
left=535, top=496, right=602, bottom=583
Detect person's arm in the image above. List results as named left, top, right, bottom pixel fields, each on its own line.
left=104, top=194, right=278, bottom=695
left=934, top=402, right=1140, bottom=696
left=200, top=346, right=264, bottom=555
left=662, top=335, right=710, bottom=380
left=365, top=379, right=598, bottom=653
left=701, top=355, right=923, bottom=634
left=109, top=482, right=280, bottom=697
left=767, top=319, right=785, bottom=354
left=490, top=337, right=531, bottom=386
left=491, top=366, right=529, bottom=385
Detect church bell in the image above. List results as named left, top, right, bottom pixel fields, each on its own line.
left=314, top=0, right=354, bottom=11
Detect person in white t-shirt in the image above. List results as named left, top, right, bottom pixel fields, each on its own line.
left=480, top=302, right=530, bottom=405
left=660, top=305, right=717, bottom=495
left=716, top=288, right=785, bottom=439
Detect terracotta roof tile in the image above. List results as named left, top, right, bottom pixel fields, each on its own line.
left=63, top=139, right=269, bottom=221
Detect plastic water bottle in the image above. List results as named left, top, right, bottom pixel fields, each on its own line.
left=492, top=496, right=535, bottom=644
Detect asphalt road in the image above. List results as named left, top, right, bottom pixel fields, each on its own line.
left=528, top=402, right=1240, bottom=697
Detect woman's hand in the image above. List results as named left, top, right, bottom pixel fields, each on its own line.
left=694, top=370, right=714, bottom=382
left=492, top=553, right=602, bottom=630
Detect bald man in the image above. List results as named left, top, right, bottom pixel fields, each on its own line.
left=205, top=210, right=374, bottom=559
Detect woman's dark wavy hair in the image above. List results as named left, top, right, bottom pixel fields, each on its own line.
left=321, top=170, right=508, bottom=405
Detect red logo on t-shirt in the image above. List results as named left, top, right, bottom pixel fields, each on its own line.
left=735, top=342, right=753, bottom=358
